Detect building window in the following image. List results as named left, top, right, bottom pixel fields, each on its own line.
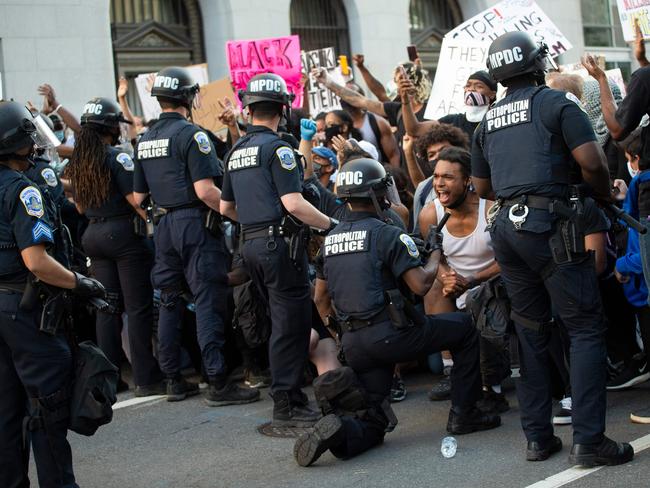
left=409, top=0, right=463, bottom=73
left=290, top=0, right=351, bottom=57
left=581, top=0, right=626, bottom=48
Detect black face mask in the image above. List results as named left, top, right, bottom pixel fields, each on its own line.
left=325, top=125, right=342, bottom=141
left=428, top=159, right=438, bottom=171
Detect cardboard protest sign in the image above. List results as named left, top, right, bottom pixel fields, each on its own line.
left=134, top=63, right=209, bottom=122
left=423, top=38, right=489, bottom=120
left=301, top=47, right=351, bottom=117
left=191, top=78, right=237, bottom=134
left=446, top=0, right=572, bottom=57
left=226, top=35, right=303, bottom=108
left=616, top=0, right=650, bottom=41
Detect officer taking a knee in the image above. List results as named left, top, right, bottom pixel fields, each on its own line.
left=293, top=157, right=500, bottom=467
left=0, top=101, right=105, bottom=488
left=220, top=73, right=337, bottom=428
left=471, top=31, right=633, bottom=466
left=133, top=66, right=259, bottom=406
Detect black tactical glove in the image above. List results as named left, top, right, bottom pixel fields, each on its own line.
left=315, top=217, right=339, bottom=236
left=425, top=224, right=443, bottom=253
left=409, top=235, right=428, bottom=256
left=72, top=272, right=106, bottom=299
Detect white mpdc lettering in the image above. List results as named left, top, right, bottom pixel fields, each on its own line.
left=336, top=171, right=363, bottom=186
left=489, top=47, right=524, bottom=68
left=250, top=79, right=282, bottom=93
left=83, top=103, right=103, bottom=115
left=154, top=76, right=179, bottom=90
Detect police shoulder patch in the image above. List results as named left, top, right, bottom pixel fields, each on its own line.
left=41, top=168, right=58, bottom=187
left=399, top=233, right=420, bottom=258
left=193, top=131, right=212, bottom=154
left=116, top=152, right=134, bottom=171
left=19, top=186, right=45, bottom=218
left=565, top=92, right=587, bottom=113
left=276, top=146, right=297, bottom=171
left=32, top=220, right=53, bottom=243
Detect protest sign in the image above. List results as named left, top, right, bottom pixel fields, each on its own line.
left=226, top=35, right=303, bottom=108
left=301, top=47, right=351, bottom=117
left=616, top=0, right=650, bottom=41
left=446, top=0, right=572, bottom=57
left=134, top=63, right=209, bottom=122
left=423, top=38, right=489, bottom=120
left=191, top=78, right=237, bottom=134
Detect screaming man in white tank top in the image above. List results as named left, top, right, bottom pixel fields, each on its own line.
left=433, top=198, right=495, bottom=309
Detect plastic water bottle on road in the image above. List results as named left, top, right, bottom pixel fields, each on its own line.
left=441, top=436, right=457, bottom=458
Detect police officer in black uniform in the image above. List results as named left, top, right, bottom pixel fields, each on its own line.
left=0, top=101, right=105, bottom=488
left=134, top=66, right=259, bottom=406
left=220, top=73, right=336, bottom=427
left=293, top=158, right=500, bottom=467
left=65, top=97, right=164, bottom=395
left=471, top=31, right=633, bottom=466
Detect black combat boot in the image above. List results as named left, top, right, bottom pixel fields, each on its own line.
left=204, top=375, right=261, bottom=407
left=569, top=436, right=634, bottom=467
left=165, top=375, right=200, bottom=402
left=272, top=390, right=321, bottom=427
left=446, top=405, right=501, bottom=435
left=294, top=414, right=345, bottom=467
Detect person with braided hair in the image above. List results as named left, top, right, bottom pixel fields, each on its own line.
left=67, top=96, right=164, bottom=396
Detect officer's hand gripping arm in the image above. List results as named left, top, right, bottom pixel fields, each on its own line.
left=21, top=245, right=77, bottom=289
left=280, top=192, right=331, bottom=230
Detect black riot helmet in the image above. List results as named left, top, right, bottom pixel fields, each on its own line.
left=239, top=73, right=294, bottom=109
left=336, top=157, right=392, bottom=214
left=486, top=32, right=551, bottom=84
left=0, top=101, right=37, bottom=156
left=80, top=97, right=131, bottom=129
left=151, top=66, right=199, bottom=108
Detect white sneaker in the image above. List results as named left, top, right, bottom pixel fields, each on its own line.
left=553, top=397, right=572, bottom=425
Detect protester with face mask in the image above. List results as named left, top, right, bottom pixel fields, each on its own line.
left=400, top=71, right=497, bottom=141
left=324, top=110, right=363, bottom=149
left=311, top=146, right=337, bottom=191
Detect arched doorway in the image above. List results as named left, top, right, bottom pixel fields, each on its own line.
left=110, top=0, right=205, bottom=115
left=409, top=0, right=463, bottom=74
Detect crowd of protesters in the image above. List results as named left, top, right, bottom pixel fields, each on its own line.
left=4, top=19, right=650, bottom=487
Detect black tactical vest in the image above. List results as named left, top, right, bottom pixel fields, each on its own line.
left=480, top=86, right=570, bottom=198
left=224, top=127, right=289, bottom=226
left=323, top=217, right=397, bottom=320
left=136, top=115, right=201, bottom=208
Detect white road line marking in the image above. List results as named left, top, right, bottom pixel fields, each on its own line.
left=525, top=432, right=650, bottom=488
left=113, top=395, right=165, bottom=410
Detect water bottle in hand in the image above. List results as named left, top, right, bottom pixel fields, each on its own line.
left=441, top=436, right=457, bottom=458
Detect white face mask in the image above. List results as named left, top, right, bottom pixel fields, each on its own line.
left=628, top=160, right=639, bottom=178
left=465, top=105, right=489, bottom=122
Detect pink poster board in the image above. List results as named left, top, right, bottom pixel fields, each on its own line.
left=226, top=35, right=303, bottom=108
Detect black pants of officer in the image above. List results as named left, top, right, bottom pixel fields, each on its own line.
left=331, top=313, right=481, bottom=458
left=0, top=291, right=77, bottom=488
left=82, top=217, right=162, bottom=387
left=152, top=208, right=228, bottom=378
left=490, top=211, right=606, bottom=445
left=242, top=236, right=312, bottom=394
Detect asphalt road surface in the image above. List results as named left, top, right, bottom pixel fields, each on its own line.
left=31, top=373, right=650, bottom=488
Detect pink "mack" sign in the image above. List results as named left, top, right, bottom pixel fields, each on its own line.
left=226, top=35, right=303, bottom=108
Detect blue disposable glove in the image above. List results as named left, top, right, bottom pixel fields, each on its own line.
left=300, top=118, right=317, bottom=141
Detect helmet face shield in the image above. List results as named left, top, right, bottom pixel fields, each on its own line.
left=31, top=114, right=61, bottom=150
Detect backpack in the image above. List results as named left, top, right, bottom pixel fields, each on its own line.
left=232, top=280, right=271, bottom=348
left=465, top=275, right=512, bottom=342
left=69, top=340, right=119, bottom=436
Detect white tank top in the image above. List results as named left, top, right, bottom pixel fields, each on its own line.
left=357, top=113, right=380, bottom=149
left=433, top=198, right=495, bottom=309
